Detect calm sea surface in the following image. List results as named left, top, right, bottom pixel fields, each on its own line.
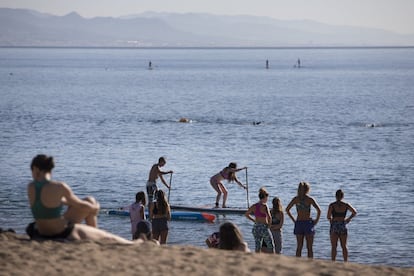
left=0, top=47, right=413, bottom=267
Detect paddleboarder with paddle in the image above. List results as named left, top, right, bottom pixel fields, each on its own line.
left=146, top=157, right=173, bottom=208
left=210, top=162, right=247, bottom=208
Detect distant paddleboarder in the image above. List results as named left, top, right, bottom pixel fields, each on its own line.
left=148, top=61, right=152, bottom=70
left=266, top=59, right=269, bottom=69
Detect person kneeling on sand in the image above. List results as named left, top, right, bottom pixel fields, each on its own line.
left=218, top=222, right=250, bottom=252
left=27, top=154, right=141, bottom=244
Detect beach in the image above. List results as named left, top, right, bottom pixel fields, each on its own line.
left=1, top=232, right=412, bottom=276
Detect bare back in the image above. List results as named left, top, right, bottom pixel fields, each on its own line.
left=148, top=164, right=160, bottom=182
left=27, top=180, right=68, bottom=235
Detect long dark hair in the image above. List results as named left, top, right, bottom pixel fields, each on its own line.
left=227, top=162, right=237, bottom=182
left=271, top=197, right=283, bottom=215
left=155, top=190, right=168, bottom=214
left=219, top=222, right=244, bottom=250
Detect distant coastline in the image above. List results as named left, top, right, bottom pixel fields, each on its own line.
left=1, top=45, right=414, bottom=49
left=2, top=8, right=413, bottom=48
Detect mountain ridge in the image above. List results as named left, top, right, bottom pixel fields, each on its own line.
left=1, top=8, right=413, bottom=47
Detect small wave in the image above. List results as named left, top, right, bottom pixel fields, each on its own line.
left=146, top=118, right=265, bottom=126
left=349, top=122, right=412, bottom=128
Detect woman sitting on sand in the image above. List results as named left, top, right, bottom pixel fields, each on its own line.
left=150, top=190, right=171, bottom=244
left=210, top=162, right=247, bottom=208
left=218, top=222, right=250, bottom=252
left=286, top=181, right=321, bottom=258
left=27, top=154, right=140, bottom=244
left=327, top=189, right=357, bottom=262
left=245, top=187, right=275, bottom=253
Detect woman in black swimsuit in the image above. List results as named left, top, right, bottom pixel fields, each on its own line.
left=327, top=189, right=357, bottom=262
left=150, top=190, right=171, bottom=244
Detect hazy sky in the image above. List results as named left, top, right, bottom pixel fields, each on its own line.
left=1, top=0, right=413, bottom=34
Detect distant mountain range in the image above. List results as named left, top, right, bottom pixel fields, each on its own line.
left=1, top=8, right=413, bottom=47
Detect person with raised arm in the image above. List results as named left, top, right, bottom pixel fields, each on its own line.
left=210, top=162, right=247, bottom=208
left=146, top=157, right=173, bottom=208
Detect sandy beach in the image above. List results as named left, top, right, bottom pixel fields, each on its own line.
left=1, top=232, right=412, bottom=276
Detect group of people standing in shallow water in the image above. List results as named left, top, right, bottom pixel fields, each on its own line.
left=208, top=164, right=357, bottom=262
left=26, top=154, right=357, bottom=262
left=243, top=182, right=357, bottom=262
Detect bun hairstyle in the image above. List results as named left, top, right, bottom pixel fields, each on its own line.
left=258, top=187, right=269, bottom=199
left=228, top=162, right=237, bottom=169
left=335, top=189, right=344, bottom=200
left=31, top=154, right=55, bottom=172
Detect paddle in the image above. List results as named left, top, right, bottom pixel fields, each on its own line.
left=245, top=167, right=250, bottom=208
left=168, top=172, right=173, bottom=203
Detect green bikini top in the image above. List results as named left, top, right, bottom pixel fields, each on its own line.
left=31, top=180, right=63, bottom=219
left=296, top=197, right=311, bottom=212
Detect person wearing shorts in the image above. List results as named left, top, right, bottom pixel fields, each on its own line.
left=286, top=182, right=321, bottom=258
left=327, top=189, right=357, bottom=262
left=294, top=219, right=315, bottom=235
left=146, top=157, right=173, bottom=212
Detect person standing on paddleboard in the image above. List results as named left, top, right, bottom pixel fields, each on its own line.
left=210, top=162, right=247, bottom=208
left=146, top=157, right=173, bottom=209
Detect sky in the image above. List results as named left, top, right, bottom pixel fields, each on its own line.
left=1, top=0, right=413, bottom=34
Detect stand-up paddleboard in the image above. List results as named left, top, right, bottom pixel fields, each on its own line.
left=170, top=205, right=246, bottom=215
left=107, top=210, right=215, bottom=222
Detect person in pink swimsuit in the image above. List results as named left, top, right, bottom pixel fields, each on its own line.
left=210, top=162, right=247, bottom=208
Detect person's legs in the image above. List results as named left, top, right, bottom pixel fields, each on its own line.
left=339, top=234, right=348, bottom=261
left=330, top=233, right=339, bottom=261
left=146, top=183, right=157, bottom=208
left=262, top=228, right=275, bottom=253
left=305, top=235, right=314, bottom=258
left=159, top=230, right=169, bottom=244
left=64, top=196, right=99, bottom=227
left=252, top=224, right=262, bottom=252
left=210, top=180, right=221, bottom=206
left=272, top=230, right=282, bottom=254
left=218, top=183, right=228, bottom=207
left=69, top=224, right=141, bottom=244
left=152, top=230, right=160, bottom=242
left=295, top=235, right=304, bottom=257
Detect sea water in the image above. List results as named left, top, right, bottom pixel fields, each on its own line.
left=0, top=47, right=413, bottom=267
